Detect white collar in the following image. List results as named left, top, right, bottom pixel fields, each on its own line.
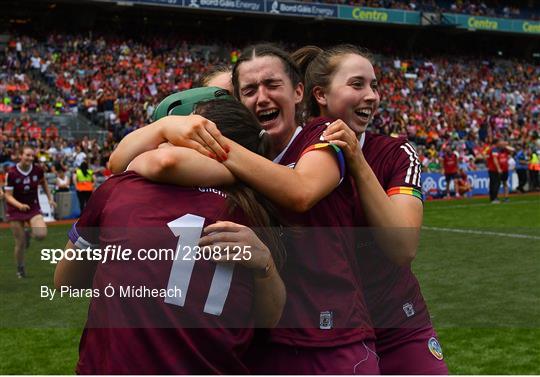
left=16, top=163, right=32, bottom=176
left=273, top=126, right=302, bottom=164
left=358, top=132, right=366, bottom=150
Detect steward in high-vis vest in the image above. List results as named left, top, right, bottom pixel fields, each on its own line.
left=529, top=150, right=540, bottom=191
left=74, top=161, right=94, bottom=212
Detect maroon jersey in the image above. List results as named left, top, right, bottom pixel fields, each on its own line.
left=269, top=117, right=374, bottom=347
left=442, top=152, right=458, bottom=175
left=354, top=132, right=430, bottom=332
left=4, top=163, right=43, bottom=221
left=69, top=171, right=255, bottom=374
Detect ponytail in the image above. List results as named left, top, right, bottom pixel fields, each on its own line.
left=291, top=45, right=322, bottom=80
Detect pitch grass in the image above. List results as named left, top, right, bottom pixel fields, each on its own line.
left=416, top=194, right=540, bottom=374
left=0, top=195, right=539, bottom=374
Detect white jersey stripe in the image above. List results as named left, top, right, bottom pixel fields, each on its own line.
left=400, top=145, right=416, bottom=185
left=402, top=143, right=422, bottom=187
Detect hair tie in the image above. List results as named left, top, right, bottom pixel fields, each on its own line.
left=259, top=129, right=267, bottom=139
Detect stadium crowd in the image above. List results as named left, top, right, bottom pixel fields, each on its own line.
left=0, top=115, right=114, bottom=197
left=2, top=36, right=73, bottom=114
left=1, top=32, right=539, bottom=197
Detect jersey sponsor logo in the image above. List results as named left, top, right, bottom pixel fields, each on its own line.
left=428, top=337, right=444, bottom=360
left=198, top=187, right=227, bottom=198
left=319, top=310, right=334, bottom=330
left=402, top=302, right=415, bottom=317
left=400, top=143, right=422, bottom=187
left=32, top=175, right=38, bottom=182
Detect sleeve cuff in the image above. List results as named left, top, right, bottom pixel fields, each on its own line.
left=68, top=222, right=98, bottom=249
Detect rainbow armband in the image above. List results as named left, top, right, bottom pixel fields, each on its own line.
left=300, top=143, right=346, bottom=182
left=387, top=186, right=424, bottom=201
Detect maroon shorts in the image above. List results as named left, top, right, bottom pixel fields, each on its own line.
left=245, top=340, right=380, bottom=375
left=375, top=327, right=448, bottom=375
left=6, top=204, right=42, bottom=222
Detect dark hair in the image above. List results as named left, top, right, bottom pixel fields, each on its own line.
left=193, top=98, right=285, bottom=268
left=193, top=98, right=271, bottom=157
left=292, top=44, right=374, bottom=118
left=79, top=161, right=90, bottom=177
left=54, top=162, right=65, bottom=172
left=21, top=145, right=34, bottom=154
left=198, top=64, right=232, bottom=88
left=231, top=43, right=302, bottom=100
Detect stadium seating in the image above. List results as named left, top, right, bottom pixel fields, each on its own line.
left=1, top=28, right=538, bottom=210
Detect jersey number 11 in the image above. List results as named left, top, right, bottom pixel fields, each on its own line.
left=166, top=214, right=234, bottom=316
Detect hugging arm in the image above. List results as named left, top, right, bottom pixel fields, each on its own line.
left=222, top=140, right=342, bottom=212
left=115, top=117, right=342, bottom=212
left=109, top=115, right=229, bottom=174
left=324, top=120, right=423, bottom=265
left=129, top=147, right=235, bottom=187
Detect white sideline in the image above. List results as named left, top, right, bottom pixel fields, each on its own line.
left=422, top=226, right=540, bottom=240
left=424, top=199, right=539, bottom=210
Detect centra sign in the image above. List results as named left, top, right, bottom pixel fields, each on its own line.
left=352, top=8, right=388, bottom=22
left=467, top=17, right=498, bottom=30
left=523, top=22, right=540, bottom=33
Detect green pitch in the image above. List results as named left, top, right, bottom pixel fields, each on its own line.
left=1, top=194, right=539, bottom=374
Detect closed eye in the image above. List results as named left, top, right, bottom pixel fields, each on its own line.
left=350, top=80, right=364, bottom=88
left=241, top=87, right=256, bottom=97
left=263, top=79, right=283, bottom=89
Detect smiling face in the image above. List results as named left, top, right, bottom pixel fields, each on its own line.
left=315, top=54, right=380, bottom=136
left=236, top=56, right=303, bottom=156
left=19, top=147, right=35, bottom=167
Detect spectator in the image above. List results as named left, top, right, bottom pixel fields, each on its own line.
left=456, top=168, right=473, bottom=197
left=498, top=141, right=514, bottom=202
left=45, top=122, right=59, bottom=139
left=55, top=167, right=71, bottom=192
left=487, top=138, right=502, bottom=204
left=529, top=147, right=540, bottom=191
left=514, top=144, right=528, bottom=193
left=73, top=145, right=87, bottom=167
left=73, top=161, right=94, bottom=212
left=442, top=146, right=460, bottom=198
